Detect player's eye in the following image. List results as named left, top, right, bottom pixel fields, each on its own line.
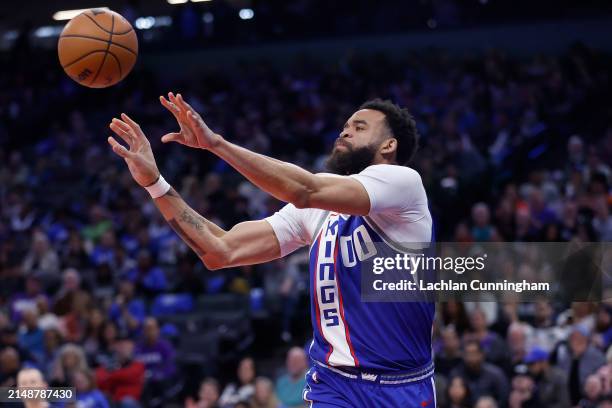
left=356, top=126, right=365, bottom=131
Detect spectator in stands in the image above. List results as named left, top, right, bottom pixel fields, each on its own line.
left=94, top=320, right=120, bottom=368
left=219, top=357, right=256, bottom=408
left=531, top=301, right=564, bottom=352
left=41, top=327, right=63, bottom=376
left=36, top=295, right=60, bottom=331
left=464, top=308, right=509, bottom=368
left=83, top=308, right=107, bottom=357
left=594, top=305, right=612, bottom=350
left=185, top=377, right=220, bottom=408
left=61, top=230, right=91, bottom=271
left=109, top=280, right=146, bottom=336
left=596, top=349, right=612, bottom=396
left=17, top=306, right=44, bottom=363
left=22, top=230, right=60, bottom=277
left=435, top=326, right=463, bottom=376
left=16, top=367, right=51, bottom=408
left=471, top=203, right=496, bottom=242
left=134, top=317, right=176, bottom=381
left=275, top=347, right=307, bottom=408
left=441, top=302, right=470, bottom=335
left=52, top=268, right=83, bottom=316
left=74, top=368, right=111, bottom=408
left=524, top=346, right=570, bottom=407
left=506, top=322, right=531, bottom=372
left=95, top=335, right=145, bottom=408
left=578, top=373, right=605, bottom=408
left=49, top=343, right=90, bottom=387
left=592, top=197, right=612, bottom=241
left=555, top=325, right=606, bottom=405
left=135, top=317, right=177, bottom=405
left=0, top=347, right=21, bottom=387
left=250, top=377, right=279, bottom=408
left=474, top=396, right=499, bottom=408
left=10, top=274, right=46, bottom=322
left=62, top=290, right=92, bottom=342
left=508, top=375, right=537, bottom=408
left=451, top=340, right=510, bottom=406
left=83, top=207, right=113, bottom=247
left=446, top=375, right=473, bottom=408
left=0, top=325, right=34, bottom=366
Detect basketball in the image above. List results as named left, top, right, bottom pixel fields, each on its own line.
left=57, top=9, right=138, bottom=88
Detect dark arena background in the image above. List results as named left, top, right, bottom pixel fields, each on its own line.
left=1, top=1, right=612, bottom=407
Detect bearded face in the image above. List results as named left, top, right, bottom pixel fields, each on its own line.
left=325, top=139, right=379, bottom=175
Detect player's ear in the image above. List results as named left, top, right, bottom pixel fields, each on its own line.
left=379, top=137, right=397, bottom=157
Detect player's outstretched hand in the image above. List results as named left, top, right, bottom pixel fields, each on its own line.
left=108, top=113, right=160, bottom=187
left=159, top=92, right=220, bottom=149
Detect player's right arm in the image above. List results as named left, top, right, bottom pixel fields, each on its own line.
left=107, top=114, right=281, bottom=270
left=154, top=189, right=281, bottom=269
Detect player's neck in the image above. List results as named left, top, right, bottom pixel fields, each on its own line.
left=372, top=156, right=396, bottom=166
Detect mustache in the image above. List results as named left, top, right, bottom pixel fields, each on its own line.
left=334, top=139, right=352, bottom=149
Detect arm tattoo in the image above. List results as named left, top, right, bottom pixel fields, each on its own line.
left=168, top=218, right=206, bottom=257
left=161, top=188, right=217, bottom=257
left=179, top=210, right=204, bottom=231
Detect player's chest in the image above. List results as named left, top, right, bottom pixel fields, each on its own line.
left=310, top=213, right=381, bottom=272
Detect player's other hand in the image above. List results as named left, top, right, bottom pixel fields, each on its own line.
left=108, top=113, right=160, bottom=187
left=159, top=92, right=221, bottom=149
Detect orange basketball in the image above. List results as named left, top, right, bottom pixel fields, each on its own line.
left=58, top=9, right=138, bottom=88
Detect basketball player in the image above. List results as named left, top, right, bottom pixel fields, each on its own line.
left=107, top=93, right=435, bottom=407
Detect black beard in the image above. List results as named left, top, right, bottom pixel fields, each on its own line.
left=325, top=143, right=377, bottom=175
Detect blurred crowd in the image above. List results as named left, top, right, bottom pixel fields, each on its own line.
left=1, top=34, right=612, bottom=408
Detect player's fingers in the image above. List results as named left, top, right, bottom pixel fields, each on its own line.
left=168, top=92, right=184, bottom=112
left=161, top=132, right=182, bottom=144
left=186, top=111, right=201, bottom=129
left=121, top=113, right=148, bottom=143
left=112, top=118, right=136, bottom=139
left=107, top=136, right=133, bottom=159
left=120, top=113, right=143, bottom=135
left=110, top=117, right=131, bottom=132
left=176, top=93, right=196, bottom=113
left=109, top=121, right=134, bottom=148
left=160, top=96, right=181, bottom=117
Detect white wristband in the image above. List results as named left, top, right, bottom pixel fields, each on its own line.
left=144, top=175, right=171, bottom=199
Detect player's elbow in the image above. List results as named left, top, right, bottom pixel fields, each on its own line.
left=202, top=251, right=230, bottom=270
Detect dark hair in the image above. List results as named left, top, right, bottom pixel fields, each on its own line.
left=446, top=375, right=472, bottom=408
left=359, top=99, right=419, bottom=164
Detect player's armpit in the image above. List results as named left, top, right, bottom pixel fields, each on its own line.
left=298, top=174, right=371, bottom=216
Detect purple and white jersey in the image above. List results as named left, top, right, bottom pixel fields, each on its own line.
left=266, top=164, right=434, bottom=373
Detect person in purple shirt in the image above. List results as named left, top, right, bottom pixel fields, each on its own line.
left=10, top=274, right=48, bottom=322
left=134, top=317, right=177, bottom=405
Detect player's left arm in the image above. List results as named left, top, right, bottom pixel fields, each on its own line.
left=159, top=92, right=371, bottom=215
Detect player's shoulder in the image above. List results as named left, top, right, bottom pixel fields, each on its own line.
left=357, top=164, right=423, bottom=184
